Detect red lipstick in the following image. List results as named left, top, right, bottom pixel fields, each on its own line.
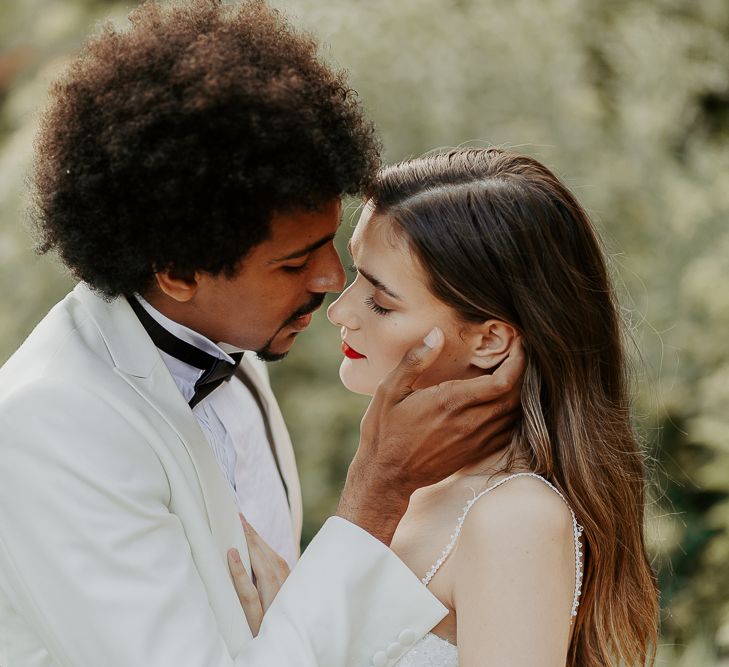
left=342, top=341, right=366, bottom=360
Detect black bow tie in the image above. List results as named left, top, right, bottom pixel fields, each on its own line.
left=127, top=296, right=244, bottom=409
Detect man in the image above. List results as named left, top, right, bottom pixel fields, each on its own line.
left=0, top=2, right=522, bottom=666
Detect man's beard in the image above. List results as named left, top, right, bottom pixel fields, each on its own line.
left=255, top=293, right=326, bottom=362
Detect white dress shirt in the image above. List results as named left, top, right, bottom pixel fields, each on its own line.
left=135, top=295, right=297, bottom=567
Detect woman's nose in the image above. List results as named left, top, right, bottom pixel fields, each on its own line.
left=327, top=285, right=359, bottom=329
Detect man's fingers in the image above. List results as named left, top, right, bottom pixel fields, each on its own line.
left=489, top=335, right=526, bottom=395
left=437, top=336, right=526, bottom=410
left=380, top=327, right=445, bottom=400
left=440, top=410, right=519, bottom=471
left=472, top=409, right=518, bottom=445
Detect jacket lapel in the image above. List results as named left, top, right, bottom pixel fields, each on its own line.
left=237, top=356, right=304, bottom=550
left=73, top=284, right=251, bottom=573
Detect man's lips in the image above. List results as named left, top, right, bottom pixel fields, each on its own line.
left=341, top=341, right=366, bottom=360
left=286, top=298, right=325, bottom=332
left=288, top=312, right=313, bottom=332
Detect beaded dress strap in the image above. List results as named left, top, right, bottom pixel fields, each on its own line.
left=421, top=472, right=584, bottom=622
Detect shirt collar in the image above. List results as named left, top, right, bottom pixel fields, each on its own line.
left=134, top=294, right=236, bottom=363
left=133, top=294, right=243, bottom=403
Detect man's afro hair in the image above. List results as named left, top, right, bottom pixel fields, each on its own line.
left=33, top=0, right=381, bottom=296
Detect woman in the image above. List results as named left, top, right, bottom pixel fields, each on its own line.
left=234, top=148, right=659, bottom=666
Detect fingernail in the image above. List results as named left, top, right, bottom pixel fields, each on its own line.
left=423, top=327, right=443, bottom=349
left=239, top=513, right=250, bottom=532
left=229, top=548, right=241, bottom=564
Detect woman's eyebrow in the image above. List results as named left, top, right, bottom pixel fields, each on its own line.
left=347, top=239, right=403, bottom=300
left=356, top=266, right=403, bottom=301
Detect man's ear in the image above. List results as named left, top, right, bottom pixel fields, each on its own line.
left=469, top=319, right=518, bottom=370
left=153, top=270, right=199, bottom=303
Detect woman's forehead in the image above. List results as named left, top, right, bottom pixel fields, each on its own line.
left=352, top=207, right=403, bottom=250
left=352, top=210, right=436, bottom=303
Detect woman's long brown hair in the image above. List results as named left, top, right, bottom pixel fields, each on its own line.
left=367, top=148, right=659, bottom=666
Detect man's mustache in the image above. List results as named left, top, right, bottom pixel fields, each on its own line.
left=284, top=293, right=326, bottom=326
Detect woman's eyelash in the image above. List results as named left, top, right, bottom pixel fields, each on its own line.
left=350, top=264, right=391, bottom=315
left=364, top=294, right=392, bottom=316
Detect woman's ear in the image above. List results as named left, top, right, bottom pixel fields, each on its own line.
left=468, top=319, right=518, bottom=370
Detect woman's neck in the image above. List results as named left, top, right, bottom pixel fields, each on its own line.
left=455, top=446, right=531, bottom=480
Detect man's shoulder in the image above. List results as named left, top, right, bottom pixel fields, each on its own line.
left=1, top=286, right=119, bottom=399
left=0, top=363, right=160, bottom=481
left=0, top=296, right=126, bottom=431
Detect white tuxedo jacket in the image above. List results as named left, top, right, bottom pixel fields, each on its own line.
left=0, top=283, right=446, bottom=667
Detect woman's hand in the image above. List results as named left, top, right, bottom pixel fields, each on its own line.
left=227, top=514, right=290, bottom=637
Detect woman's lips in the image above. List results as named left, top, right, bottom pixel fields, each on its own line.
left=341, top=341, right=366, bottom=359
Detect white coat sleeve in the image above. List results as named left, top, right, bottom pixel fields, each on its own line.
left=0, top=382, right=446, bottom=667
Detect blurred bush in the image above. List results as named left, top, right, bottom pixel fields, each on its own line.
left=1, top=0, right=728, bottom=663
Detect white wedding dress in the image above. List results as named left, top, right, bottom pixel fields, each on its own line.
left=393, top=472, right=584, bottom=667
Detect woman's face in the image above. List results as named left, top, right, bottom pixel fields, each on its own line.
left=327, top=204, right=488, bottom=396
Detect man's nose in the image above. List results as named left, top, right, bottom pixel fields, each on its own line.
left=308, top=247, right=347, bottom=293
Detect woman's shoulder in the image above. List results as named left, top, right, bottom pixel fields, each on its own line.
left=445, top=472, right=581, bottom=644
left=454, top=473, right=575, bottom=558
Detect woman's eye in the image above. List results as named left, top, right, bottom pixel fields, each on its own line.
left=364, top=294, right=392, bottom=316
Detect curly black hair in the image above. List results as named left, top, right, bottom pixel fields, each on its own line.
left=32, top=0, right=380, bottom=297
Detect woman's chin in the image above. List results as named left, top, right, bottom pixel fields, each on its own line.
left=339, top=362, right=376, bottom=396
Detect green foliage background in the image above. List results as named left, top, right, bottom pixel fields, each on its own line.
left=1, top=0, right=728, bottom=663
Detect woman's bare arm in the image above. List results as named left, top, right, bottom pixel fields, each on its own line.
left=453, top=478, right=575, bottom=667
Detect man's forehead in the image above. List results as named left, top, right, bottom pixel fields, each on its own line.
left=260, top=199, right=343, bottom=261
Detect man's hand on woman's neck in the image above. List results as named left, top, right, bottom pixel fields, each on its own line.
left=337, top=329, right=525, bottom=545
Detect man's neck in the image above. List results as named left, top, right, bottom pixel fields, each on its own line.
left=141, top=288, right=209, bottom=339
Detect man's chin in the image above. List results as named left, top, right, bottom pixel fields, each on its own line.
left=255, top=331, right=298, bottom=362
left=256, top=348, right=289, bottom=362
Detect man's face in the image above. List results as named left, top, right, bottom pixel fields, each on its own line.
left=188, top=199, right=346, bottom=360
